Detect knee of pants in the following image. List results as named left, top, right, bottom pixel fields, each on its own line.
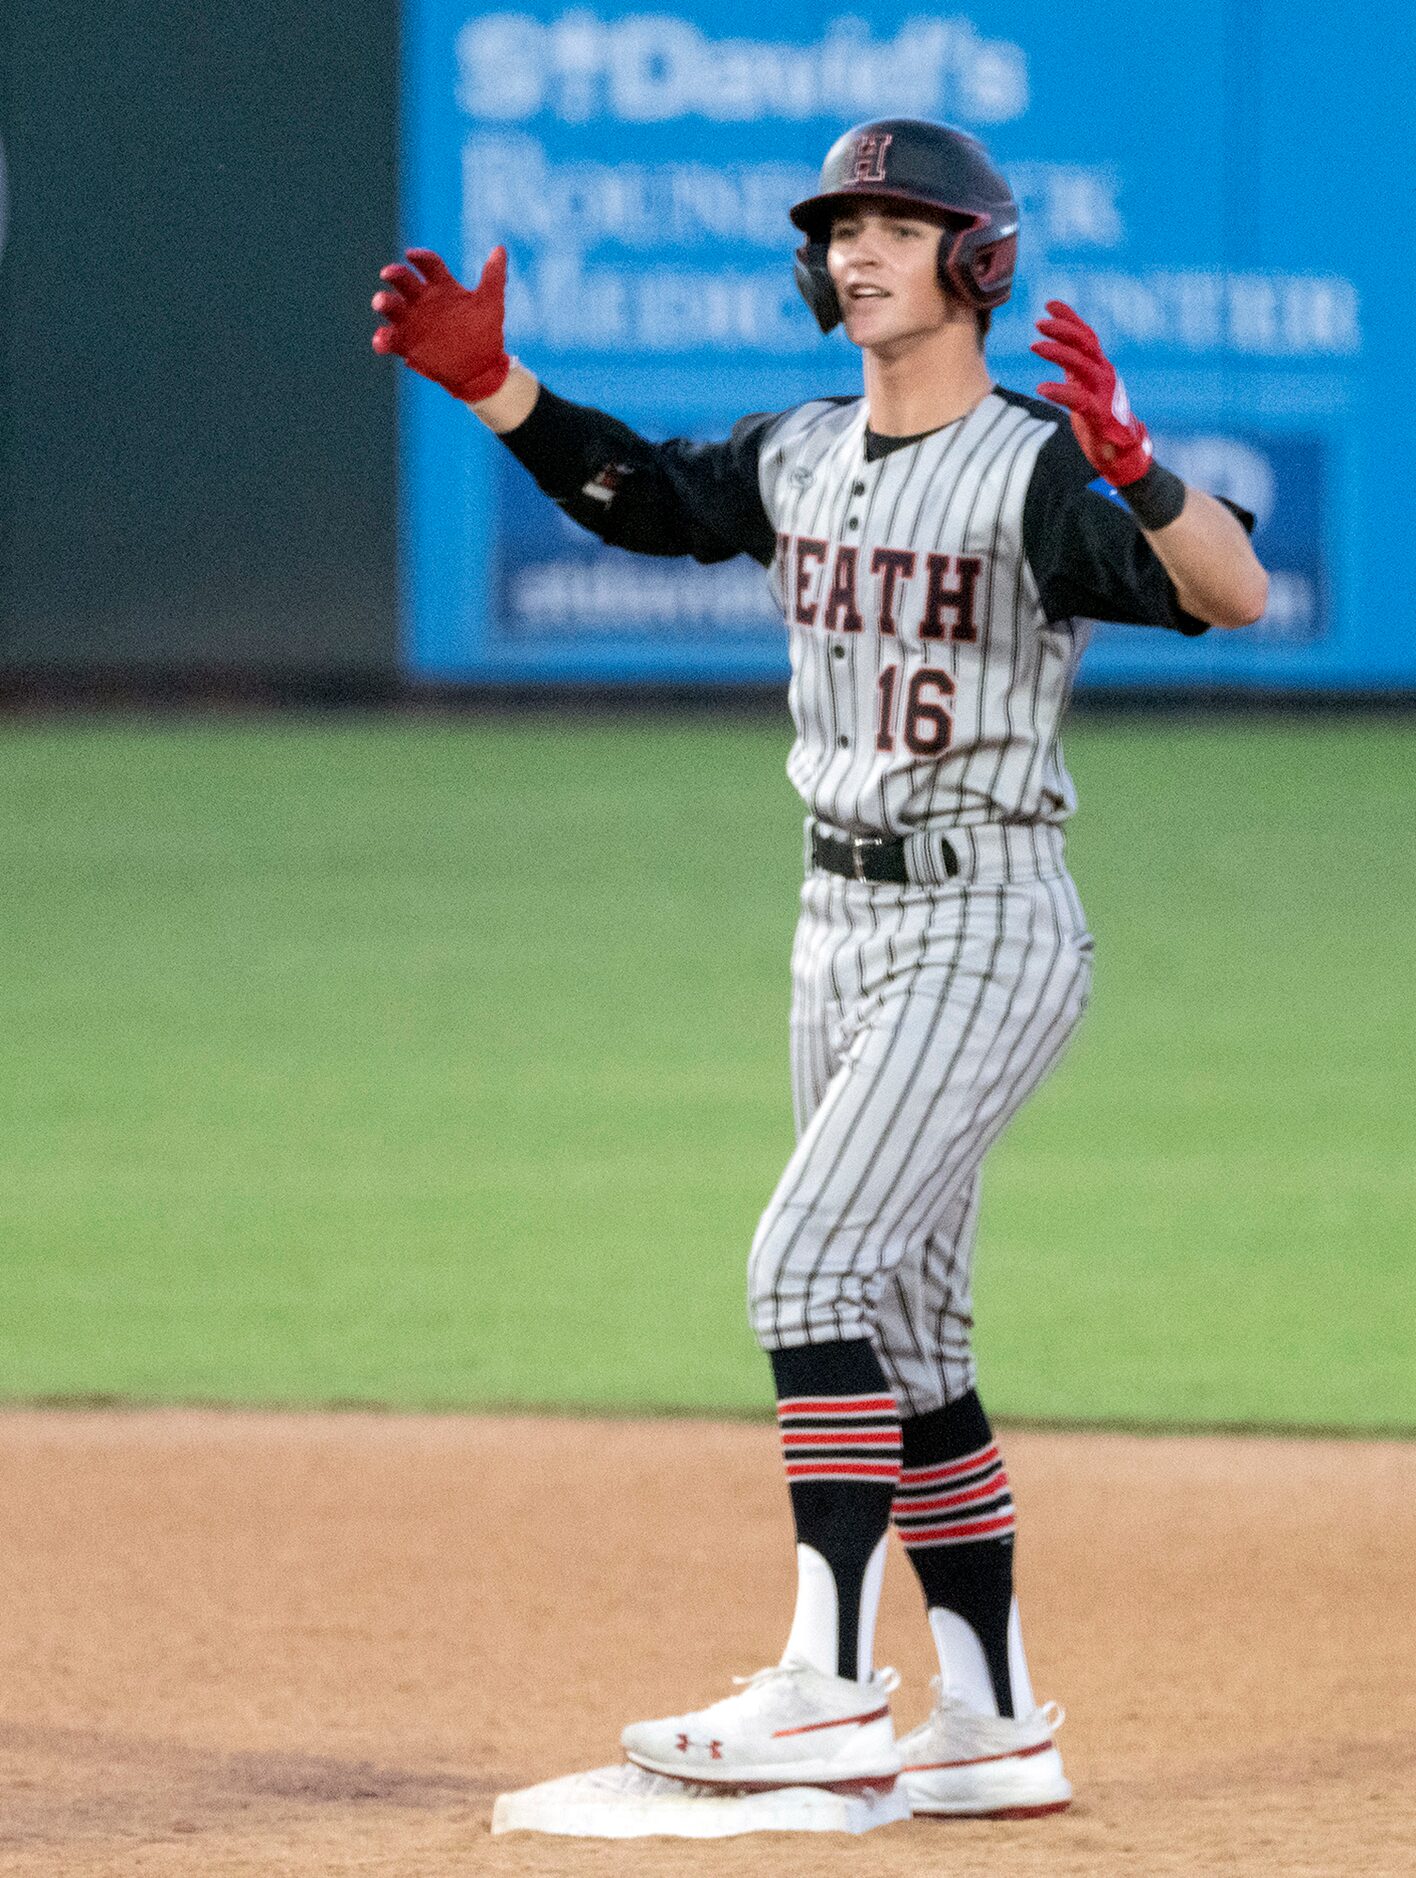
left=870, top=1273, right=977, bottom=1418
left=747, top=1201, right=879, bottom=1351
left=874, top=1344, right=978, bottom=1421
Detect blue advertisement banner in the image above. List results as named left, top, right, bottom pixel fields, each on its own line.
left=400, top=1, right=1412, bottom=690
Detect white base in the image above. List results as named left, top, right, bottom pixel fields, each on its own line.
left=492, top=1762, right=912, bottom=1839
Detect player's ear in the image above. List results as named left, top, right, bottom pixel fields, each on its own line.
left=794, top=241, right=841, bottom=334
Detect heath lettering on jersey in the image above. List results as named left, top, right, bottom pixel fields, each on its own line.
left=779, top=533, right=982, bottom=642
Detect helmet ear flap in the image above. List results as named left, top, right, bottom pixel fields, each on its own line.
left=794, top=241, right=841, bottom=334
left=939, top=224, right=1018, bottom=311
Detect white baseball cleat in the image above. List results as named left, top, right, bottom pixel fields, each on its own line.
left=621, top=1660, right=903, bottom=1794
left=898, top=1682, right=1072, bottom=1818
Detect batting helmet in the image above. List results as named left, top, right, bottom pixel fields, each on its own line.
left=790, top=119, right=1019, bottom=333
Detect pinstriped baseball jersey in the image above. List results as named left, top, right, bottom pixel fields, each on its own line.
left=760, top=390, right=1079, bottom=836
left=501, top=382, right=1222, bottom=847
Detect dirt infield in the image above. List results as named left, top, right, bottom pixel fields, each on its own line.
left=1, top=1411, right=1412, bottom=1876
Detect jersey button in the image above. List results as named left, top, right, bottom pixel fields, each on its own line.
left=846, top=516, right=859, bottom=529
left=838, top=734, right=849, bottom=748
left=832, top=644, right=846, bottom=660
left=852, top=480, right=866, bottom=495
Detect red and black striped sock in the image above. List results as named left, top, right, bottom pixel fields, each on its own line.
left=893, top=1390, right=1019, bottom=1715
left=770, top=1340, right=901, bottom=1683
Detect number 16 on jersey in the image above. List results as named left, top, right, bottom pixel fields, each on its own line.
left=875, top=667, right=956, bottom=755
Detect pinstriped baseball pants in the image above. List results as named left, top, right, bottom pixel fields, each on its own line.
left=747, top=854, right=1093, bottom=1418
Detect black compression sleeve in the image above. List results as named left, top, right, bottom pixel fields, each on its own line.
left=499, top=387, right=641, bottom=502
left=498, top=387, right=779, bottom=565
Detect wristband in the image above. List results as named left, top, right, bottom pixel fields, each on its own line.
left=1120, top=463, right=1186, bottom=531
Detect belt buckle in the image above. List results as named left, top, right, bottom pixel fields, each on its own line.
left=851, top=835, right=883, bottom=881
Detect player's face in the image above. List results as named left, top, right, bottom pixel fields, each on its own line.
left=826, top=204, right=952, bottom=350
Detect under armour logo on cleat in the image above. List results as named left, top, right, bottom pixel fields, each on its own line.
left=673, top=1732, right=724, bottom=1758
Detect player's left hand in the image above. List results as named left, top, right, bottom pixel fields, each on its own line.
left=1031, top=301, right=1153, bottom=487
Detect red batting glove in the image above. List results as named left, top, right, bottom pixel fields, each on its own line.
left=371, top=246, right=511, bottom=404
left=1031, top=300, right=1153, bottom=487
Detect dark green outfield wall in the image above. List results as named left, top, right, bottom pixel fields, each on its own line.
left=0, top=1, right=399, bottom=677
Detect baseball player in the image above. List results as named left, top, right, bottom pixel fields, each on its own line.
left=374, top=117, right=1266, bottom=1817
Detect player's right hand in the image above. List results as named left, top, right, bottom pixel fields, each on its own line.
left=1031, top=300, right=1154, bottom=488
left=371, top=246, right=511, bottom=404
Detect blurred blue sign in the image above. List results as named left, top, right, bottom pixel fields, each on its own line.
left=400, top=0, right=1411, bottom=691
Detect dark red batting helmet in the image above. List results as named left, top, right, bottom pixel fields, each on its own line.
left=790, top=118, right=1020, bottom=333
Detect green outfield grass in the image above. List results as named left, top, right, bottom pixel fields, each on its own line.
left=2, top=713, right=1412, bottom=1430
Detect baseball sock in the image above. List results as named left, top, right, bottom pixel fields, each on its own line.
left=769, top=1339, right=901, bottom=1685
left=893, top=1389, right=1035, bottom=1719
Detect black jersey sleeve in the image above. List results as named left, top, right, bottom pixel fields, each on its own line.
left=497, top=386, right=779, bottom=568
left=1019, top=409, right=1256, bottom=636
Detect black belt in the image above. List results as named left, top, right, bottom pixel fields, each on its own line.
left=811, top=825, right=959, bottom=884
